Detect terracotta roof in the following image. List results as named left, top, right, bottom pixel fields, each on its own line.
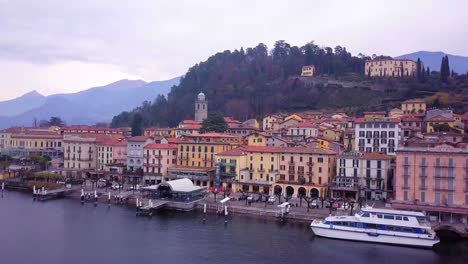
left=426, top=115, right=454, bottom=122
left=401, top=115, right=422, bottom=122
left=219, top=145, right=336, bottom=155
left=216, top=147, right=248, bottom=156
left=176, top=125, right=202, bottom=130
left=287, top=122, right=318, bottom=128
left=167, top=138, right=179, bottom=144
left=128, top=136, right=151, bottom=142
left=361, top=152, right=392, bottom=160
left=185, top=132, right=242, bottom=139
left=144, top=143, right=177, bottom=149
left=354, top=117, right=400, bottom=124
left=180, top=120, right=200, bottom=125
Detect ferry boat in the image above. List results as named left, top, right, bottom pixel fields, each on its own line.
left=310, top=207, right=439, bottom=248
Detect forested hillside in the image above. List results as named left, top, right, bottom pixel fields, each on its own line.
left=111, top=40, right=468, bottom=128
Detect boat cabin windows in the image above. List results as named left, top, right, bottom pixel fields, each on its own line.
left=384, top=215, right=394, bottom=220
left=395, top=216, right=403, bottom=221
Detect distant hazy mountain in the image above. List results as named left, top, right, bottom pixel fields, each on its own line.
left=396, top=51, right=468, bottom=74
left=0, top=77, right=179, bottom=129
left=0, top=90, right=46, bottom=117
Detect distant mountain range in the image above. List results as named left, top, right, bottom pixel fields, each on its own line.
left=396, top=51, right=468, bottom=74
left=0, top=77, right=180, bottom=129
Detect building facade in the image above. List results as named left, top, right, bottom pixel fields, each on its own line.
left=331, top=152, right=392, bottom=200
left=301, top=65, right=315, bottom=77
left=355, top=117, right=401, bottom=155
left=365, top=59, right=417, bottom=77
left=393, top=144, right=468, bottom=222
left=143, top=143, right=177, bottom=184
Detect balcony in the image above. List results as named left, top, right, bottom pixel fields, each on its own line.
left=419, top=174, right=427, bottom=178
left=419, top=164, right=427, bottom=168
left=147, top=163, right=162, bottom=168
left=434, top=174, right=455, bottom=179
left=433, top=187, right=455, bottom=192
left=402, top=185, right=410, bottom=190
left=288, top=161, right=295, bottom=165
left=257, top=168, right=266, bottom=173
left=268, top=169, right=278, bottom=173
left=419, top=185, right=427, bottom=190
left=306, top=162, right=313, bottom=166
left=220, top=172, right=237, bottom=178
left=288, top=170, right=295, bottom=175
left=306, top=171, right=314, bottom=176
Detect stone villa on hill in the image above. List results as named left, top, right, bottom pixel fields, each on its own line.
left=365, top=59, right=417, bottom=77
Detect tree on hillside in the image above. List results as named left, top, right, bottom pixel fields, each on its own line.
left=131, top=113, right=143, bottom=136
left=416, top=58, right=422, bottom=81
left=440, top=55, right=450, bottom=82
left=200, top=113, right=228, bottom=133
left=426, top=67, right=430, bottom=76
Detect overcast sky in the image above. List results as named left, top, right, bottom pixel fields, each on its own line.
left=0, top=0, right=467, bottom=100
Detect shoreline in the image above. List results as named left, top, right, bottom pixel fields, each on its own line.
left=5, top=186, right=468, bottom=241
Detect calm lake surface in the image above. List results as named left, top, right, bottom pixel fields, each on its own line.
left=0, top=191, right=466, bottom=264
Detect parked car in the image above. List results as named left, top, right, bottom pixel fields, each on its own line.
left=267, top=196, right=276, bottom=204
left=311, top=200, right=318, bottom=208
left=111, top=183, right=122, bottom=190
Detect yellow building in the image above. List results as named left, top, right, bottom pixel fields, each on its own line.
left=246, top=132, right=268, bottom=146
left=301, top=65, right=315, bottom=77
left=365, top=59, right=417, bottom=77
left=320, top=128, right=342, bottom=142
left=426, top=116, right=455, bottom=133
left=401, top=99, right=426, bottom=114
left=2, top=128, right=63, bottom=157
left=168, top=133, right=243, bottom=188
left=216, top=146, right=336, bottom=198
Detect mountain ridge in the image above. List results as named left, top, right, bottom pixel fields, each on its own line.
left=0, top=77, right=180, bottom=129
left=396, top=51, right=468, bottom=74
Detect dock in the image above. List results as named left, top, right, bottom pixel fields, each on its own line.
left=136, top=200, right=169, bottom=216
left=35, top=187, right=77, bottom=201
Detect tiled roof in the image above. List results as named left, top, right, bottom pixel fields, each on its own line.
left=144, top=143, right=177, bottom=149
left=185, top=132, right=242, bottom=139
left=287, top=122, right=318, bottom=128
left=128, top=136, right=151, bottom=142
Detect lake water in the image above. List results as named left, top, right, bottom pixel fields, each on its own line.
left=0, top=191, right=466, bottom=264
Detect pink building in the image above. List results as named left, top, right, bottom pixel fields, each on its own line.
left=143, top=143, right=178, bottom=185
left=393, top=143, right=468, bottom=223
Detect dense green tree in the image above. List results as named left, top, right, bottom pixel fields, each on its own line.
left=200, top=113, right=228, bottom=133
left=416, top=58, right=422, bottom=80
left=131, top=113, right=143, bottom=136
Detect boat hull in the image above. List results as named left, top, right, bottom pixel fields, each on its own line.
left=311, top=224, right=439, bottom=248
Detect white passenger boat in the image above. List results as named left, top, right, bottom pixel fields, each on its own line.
left=310, top=207, right=439, bottom=248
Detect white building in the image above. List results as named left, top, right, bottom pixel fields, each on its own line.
left=126, top=136, right=154, bottom=172
left=331, top=151, right=392, bottom=200
left=286, top=123, right=318, bottom=137
left=354, top=117, right=401, bottom=155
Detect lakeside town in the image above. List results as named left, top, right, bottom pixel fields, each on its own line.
left=1, top=59, right=467, bottom=233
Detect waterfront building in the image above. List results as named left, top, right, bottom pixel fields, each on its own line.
left=393, top=143, right=468, bottom=223
left=331, top=151, right=393, bottom=200
left=354, top=117, right=401, bottom=155
left=194, top=92, right=208, bottom=123
left=97, top=139, right=127, bottom=170
left=2, top=129, right=63, bottom=158
left=143, top=143, right=177, bottom=184
left=62, top=125, right=130, bottom=137
left=126, top=136, right=154, bottom=174
left=276, top=147, right=336, bottom=199
left=216, top=146, right=336, bottom=198
left=168, top=133, right=242, bottom=188
left=401, top=99, right=426, bottom=114
left=364, top=59, right=417, bottom=77
left=301, top=65, right=315, bottom=77
left=63, top=134, right=121, bottom=178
